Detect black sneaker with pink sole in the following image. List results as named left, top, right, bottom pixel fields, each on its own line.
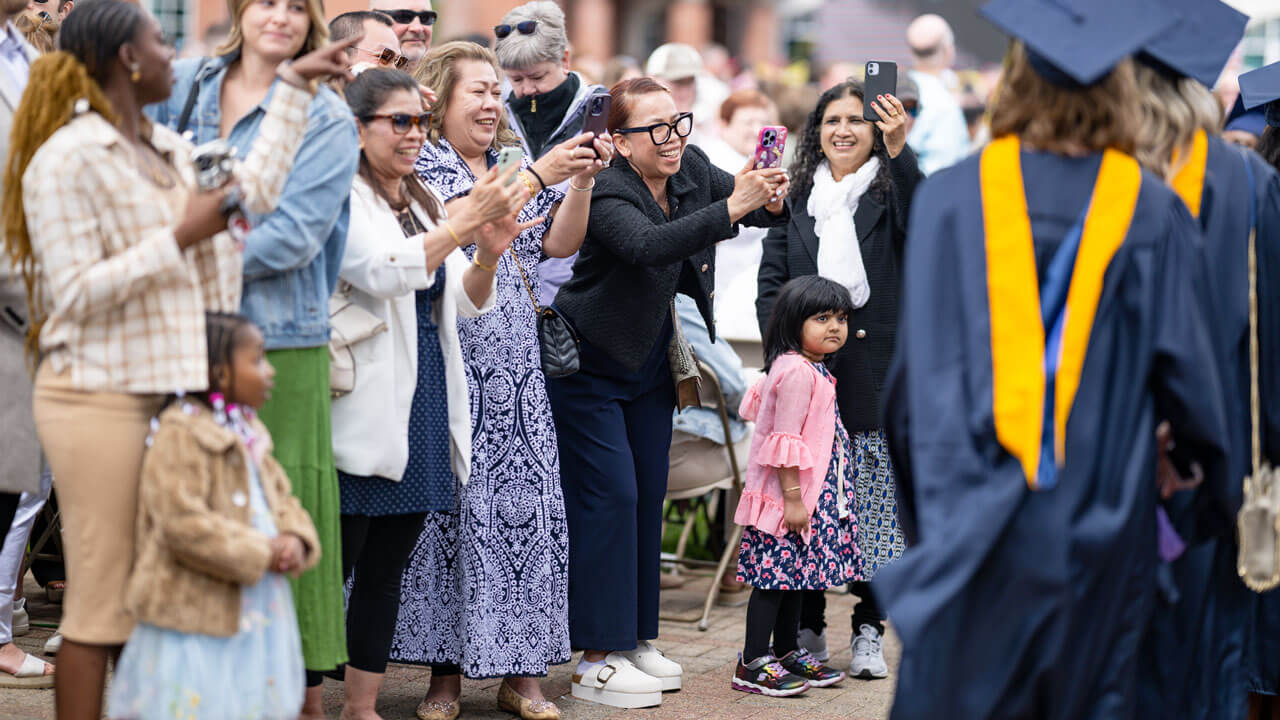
left=731, top=654, right=810, bottom=697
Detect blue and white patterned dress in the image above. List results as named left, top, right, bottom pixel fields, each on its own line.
left=390, top=138, right=571, bottom=677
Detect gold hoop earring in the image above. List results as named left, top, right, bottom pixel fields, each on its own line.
left=130, top=66, right=141, bottom=83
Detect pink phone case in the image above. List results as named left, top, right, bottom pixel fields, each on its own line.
left=754, top=126, right=788, bottom=169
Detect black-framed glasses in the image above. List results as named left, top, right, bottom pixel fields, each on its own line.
left=615, top=112, right=693, bottom=145
left=362, top=112, right=432, bottom=134
left=380, top=9, right=437, bottom=26
left=494, top=20, right=537, bottom=39
left=358, top=46, right=408, bottom=69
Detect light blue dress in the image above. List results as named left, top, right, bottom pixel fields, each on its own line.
left=108, top=457, right=305, bottom=720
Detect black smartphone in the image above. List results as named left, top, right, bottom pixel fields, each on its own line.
left=863, top=61, right=898, bottom=122
left=581, top=93, right=612, bottom=158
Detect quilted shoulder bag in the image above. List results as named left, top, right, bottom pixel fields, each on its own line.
left=1237, top=155, right=1280, bottom=592
left=668, top=299, right=702, bottom=410
left=510, top=251, right=580, bottom=378
left=328, top=281, right=388, bottom=398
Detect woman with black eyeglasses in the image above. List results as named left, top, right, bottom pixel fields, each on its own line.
left=329, top=67, right=535, bottom=720
left=546, top=76, right=789, bottom=710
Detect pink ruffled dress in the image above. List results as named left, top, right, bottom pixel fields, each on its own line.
left=734, top=354, right=862, bottom=590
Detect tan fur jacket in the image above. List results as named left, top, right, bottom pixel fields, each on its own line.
left=125, top=402, right=320, bottom=637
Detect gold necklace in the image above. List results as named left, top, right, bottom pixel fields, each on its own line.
left=133, top=141, right=178, bottom=189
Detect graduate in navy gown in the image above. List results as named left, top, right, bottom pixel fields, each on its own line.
left=875, top=2, right=1233, bottom=718
left=1128, top=6, right=1280, bottom=718
left=1236, top=61, right=1280, bottom=718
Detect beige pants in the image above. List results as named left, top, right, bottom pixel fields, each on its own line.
left=32, top=364, right=163, bottom=644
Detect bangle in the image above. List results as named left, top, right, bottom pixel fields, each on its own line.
left=782, top=487, right=802, bottom=495
left=518, top=171, right=538, bottom=198
left=442, top=220, right=462, bottom=247
left=569, top=177, right=595, bottom=192
left=472, top=254, right=498, bottom=272
left=525, top=165, right=547, bottom=191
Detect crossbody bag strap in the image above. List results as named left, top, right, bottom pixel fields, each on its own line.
left=508, top=250, right=541, bottom=313
left=176, top=58, right=209, bottom=136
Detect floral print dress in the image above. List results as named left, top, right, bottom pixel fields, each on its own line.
left=736, top=363, right=863, bottom=591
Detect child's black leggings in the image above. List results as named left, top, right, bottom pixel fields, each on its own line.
left=743, top=588, right=802, bottom=663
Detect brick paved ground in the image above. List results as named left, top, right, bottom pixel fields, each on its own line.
left=0, top=573, right=899, bottom=719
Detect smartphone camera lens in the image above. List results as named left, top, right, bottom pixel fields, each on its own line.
left=763, top=129, right=775, bottom=146
left=591, top=97, right=603, bottom=114
left=868, top=62, right=879, bottom=76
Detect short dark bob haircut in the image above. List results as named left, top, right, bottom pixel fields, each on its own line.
left=762, top=275, right=855, bottom=372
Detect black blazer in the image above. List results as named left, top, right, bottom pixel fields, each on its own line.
left=555, top=144, right=788, bottom=373
left=756, top=148, right=924, bottom=432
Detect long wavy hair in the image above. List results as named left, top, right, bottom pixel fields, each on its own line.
left=788, top=79, right=892, bottom=207
left=1259, top=124, right=1280, bottom=171
left=1132, top=62, right=1220, bottom=179
left=2, top=0, right=141, bottom=363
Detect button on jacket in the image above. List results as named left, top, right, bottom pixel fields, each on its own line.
left=554, top=144, right=788, bottom=372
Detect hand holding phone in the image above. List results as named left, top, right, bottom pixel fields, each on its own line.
left=580, top=94, right=612, bottom=159
left=495, top=146, right=523, bottom=186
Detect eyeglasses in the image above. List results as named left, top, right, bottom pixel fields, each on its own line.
left=380, top=9, right=437, bottom=26
left=901, top=101, right=920, bottom=118
left=362, top=112, right=432, bottom=134
left=358, top=46, right=408, bottom=70
left=494, top=20, right=537, bottom=39
left=615, top=112, right=694, bottom=145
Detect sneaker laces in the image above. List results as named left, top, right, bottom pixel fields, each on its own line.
left=792, top=650, right=822, bottom=673
left=762, top=661, right=790, bottom=679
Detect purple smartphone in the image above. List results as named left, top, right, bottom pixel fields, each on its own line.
left=581, top=93, right=612, bottom=158
left=754, top=126, right=788, bottom=169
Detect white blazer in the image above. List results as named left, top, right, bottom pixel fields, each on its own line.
left=331, top=176, right=495, bottom=485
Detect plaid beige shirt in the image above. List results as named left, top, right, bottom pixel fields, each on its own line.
left=23, top=82, right=312, bottom=394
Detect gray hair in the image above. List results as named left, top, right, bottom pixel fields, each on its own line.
left=494, top=1, right=567, bottom=71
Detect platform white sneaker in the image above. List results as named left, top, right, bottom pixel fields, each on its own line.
left=571, top=653, right=662, bottom=708
left=617, top=640, right=682, bottom=691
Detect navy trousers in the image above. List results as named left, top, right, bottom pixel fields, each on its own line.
left=548, top=331, right=674, bottom=651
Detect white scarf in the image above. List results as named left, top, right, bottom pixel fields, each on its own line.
left=809, top=157, right=880, bottom=308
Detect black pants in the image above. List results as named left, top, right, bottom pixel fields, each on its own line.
left=305, top=512, right=427, bottom=687
left=799, top=581, right=885, bottom=637
left=743, top=588, right=802, bottom=663
left=0, top=492, right=19, bottom=555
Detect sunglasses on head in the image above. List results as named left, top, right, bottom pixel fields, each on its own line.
left=494, top=20, right=537, bottom=39
left=380, top=9, right=437, bottom=26
left=358, top=46, right=408, bottom=70
left=363, top=112, right=432, bottom=134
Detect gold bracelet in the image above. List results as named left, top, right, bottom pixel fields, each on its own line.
left=569, top=177, right=595, bottom=192
left=472, top=254, right=498, bottom=272
left=782, top=487, right=802, bottom=495
left=442, top=220, right=462, bottom=247
left=518, top=171, right=538, bottom=198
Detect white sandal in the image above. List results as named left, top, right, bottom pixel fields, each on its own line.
left=570, top=653, right=662, bottom=708
left=0, top=652, right=55, bottom=688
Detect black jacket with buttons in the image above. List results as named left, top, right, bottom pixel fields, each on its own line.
left=756, top=148, right=924, bottom=432
left=555, top=144, right=788, bottom=373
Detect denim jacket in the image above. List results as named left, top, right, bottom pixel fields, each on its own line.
left=148, top=55, right=360, bottom=349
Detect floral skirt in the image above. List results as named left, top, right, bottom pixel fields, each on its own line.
left=736, top=428, right=863, bottom=590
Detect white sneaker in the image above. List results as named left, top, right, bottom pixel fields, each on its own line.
left=617, top=640, right=682, bottom=691
left=12, top=599, right=29, bottom=637
left=43, top=633, right=62, bottom=656
left=797, top=627, right=829, bottom=663
left=850, top=624, right=888, bottom=679
left=571, top=653, right=663, bottom=708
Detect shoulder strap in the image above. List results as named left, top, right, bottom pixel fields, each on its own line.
left=508, top=251, right=540, bottom=312
left=176, top=59, right=209, bottom=136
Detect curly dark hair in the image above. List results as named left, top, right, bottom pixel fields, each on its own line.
left=789, top=79, right=892, bottom=206
left=1259, top=124, right=1280, bottom=172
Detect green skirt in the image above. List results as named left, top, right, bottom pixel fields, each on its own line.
left=258, top=347, right=347, bottom=671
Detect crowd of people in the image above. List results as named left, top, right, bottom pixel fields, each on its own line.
left=0, top=0, right=1278, bottom=719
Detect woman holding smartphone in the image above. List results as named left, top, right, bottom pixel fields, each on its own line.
left=391, top=41, right=609, bottom=720
left=755, top=78, right=921, bottom=681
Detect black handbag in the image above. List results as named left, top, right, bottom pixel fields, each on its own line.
left=510, top=251, right=580, bottom=378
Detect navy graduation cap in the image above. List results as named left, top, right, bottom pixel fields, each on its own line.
left=1139, top=0, right=1249, bottom=88
left=1239, top=61, right=1280, bottom=128
left=980, top=0, right=1180, bottom=87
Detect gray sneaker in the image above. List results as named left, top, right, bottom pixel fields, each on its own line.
left=796, top=627, right=829, bottom=663
left=849, top=624, right=888, bottom=679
